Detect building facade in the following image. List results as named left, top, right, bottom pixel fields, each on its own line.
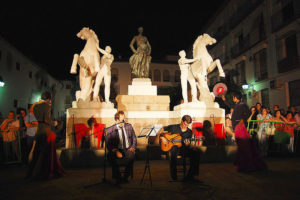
left=203, top=0, right=300, bottom=110
left=0, top=36, right=75, bottom=118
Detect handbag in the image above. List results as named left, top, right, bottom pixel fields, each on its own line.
left=265, top=123, right=276, bottom=136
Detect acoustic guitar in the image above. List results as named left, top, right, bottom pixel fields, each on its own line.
left=159, top=133, right=182, bottom=152
left=159, top=132, right=204, bottom=152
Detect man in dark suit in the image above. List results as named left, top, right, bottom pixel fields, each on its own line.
left=106, top=111, right=137, bottom=184
left=222, top=92, right=251, bottom=130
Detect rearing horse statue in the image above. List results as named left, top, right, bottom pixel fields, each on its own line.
left=70, top=27, right=101, bottom=101
left=190, top=33, right=225, bottom=104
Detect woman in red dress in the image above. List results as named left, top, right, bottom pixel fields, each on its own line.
left=27, top=92, right=64, bottom=180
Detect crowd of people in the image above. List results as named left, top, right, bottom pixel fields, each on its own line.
left=220, top=92, right=300, bottom=171
left=0, top=92, right=65, bottom=180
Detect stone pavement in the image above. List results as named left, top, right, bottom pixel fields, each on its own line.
left=1, top=158, right=300, bottom=200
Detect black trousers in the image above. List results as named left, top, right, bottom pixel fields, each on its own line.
left=169, top=145, right=200, bottom=180
left=108, top=148, right=135, bottom=180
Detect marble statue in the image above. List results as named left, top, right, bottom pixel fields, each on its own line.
left=178, top=50, right=199, bottom=103
left=190, top=33, right=225, bottom=103
left=93, top=46, right=114, bottom=103
left=129, top=27, right=152, bottom=78
left=70, top=27, right=101, bottom=101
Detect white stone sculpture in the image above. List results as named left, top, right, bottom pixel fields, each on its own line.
left=70, top=27, right=101, bottom=101
left=190, top=33, right=225, bottom=104
left=178, top=50, right=199, bottom=103
left=93, top=46, right=114, bottom=103
left=129, top=27, right=152, bottom=78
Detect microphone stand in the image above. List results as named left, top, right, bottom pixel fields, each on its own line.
left=84, top=121, right=124, bottom=188
left=138, top=125, right=157, bottom=187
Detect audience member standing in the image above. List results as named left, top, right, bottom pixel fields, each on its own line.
left=17, top=108, right=27, bottom=164
left=255, top=103, right=262, bottom=114
left=25, top=106, right=38, bottom=164
left=273, top=105, right=279, bottom=116
left=288, top=106, right=297, bottom=117
left=0, top=111, right=20, bottom=162
left=284, top=112, right=296, bottom=153
left=257, top=107, right=273, bottom=156
left=247, top=106, right=258, bottom=128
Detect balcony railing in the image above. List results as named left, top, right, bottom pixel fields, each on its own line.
left=277, top=56, right=300, bottom=73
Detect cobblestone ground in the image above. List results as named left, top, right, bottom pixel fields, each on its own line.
left=1, top=158, right=300, bottom=200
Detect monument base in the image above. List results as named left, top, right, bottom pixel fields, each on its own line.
left=128, top=78, right=157, bottom=95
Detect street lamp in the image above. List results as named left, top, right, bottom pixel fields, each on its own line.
left=0, top=76, right=5, bottom=87
left=242, top=81, right=249, bottom=90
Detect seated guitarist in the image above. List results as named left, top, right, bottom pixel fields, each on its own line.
left=159, top=115, right=200, bottom=181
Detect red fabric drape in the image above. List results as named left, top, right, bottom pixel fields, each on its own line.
left=93, top=123, right=105, bottom=148
left=74, top=123, right=90, bottom=147
left=74, top=123, right=105, bottom=148
left=192, top=122, right=203, bottom=145
left=214, top=123, right=225, bottom=139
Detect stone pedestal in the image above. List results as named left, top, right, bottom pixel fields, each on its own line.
left=128, top=78, right=157, bottom=95
left=65, top=102, right=117, bottom=149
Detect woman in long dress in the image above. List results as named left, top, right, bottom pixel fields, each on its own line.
left=234, top=120, right=267, bottom=172
left=27, top=92, right=64, bottom=180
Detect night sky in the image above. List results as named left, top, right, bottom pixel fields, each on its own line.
left=0, top=1, right=225, bottom=80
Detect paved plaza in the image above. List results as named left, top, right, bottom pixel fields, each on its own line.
left=1, top=157, right=300, bottom=200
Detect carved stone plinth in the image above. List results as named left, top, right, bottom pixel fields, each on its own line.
left=128, top=78, right=157, bottom=95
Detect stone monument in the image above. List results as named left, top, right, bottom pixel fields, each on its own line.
left=174, top=33, right=226, bottom=124
left=190, top=33, right=225, bottom=104
left=66, top=27, right=116, bottom=148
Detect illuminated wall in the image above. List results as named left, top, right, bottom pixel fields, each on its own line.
left=0, top=36, right=75, bottom=118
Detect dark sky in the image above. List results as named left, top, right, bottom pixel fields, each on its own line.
left=0, top=1, right=225, bottom=80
